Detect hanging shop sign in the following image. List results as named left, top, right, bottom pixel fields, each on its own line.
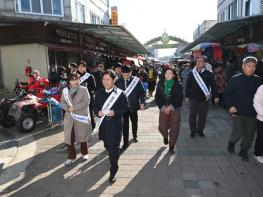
left=47, top=26, right=79, bottom=46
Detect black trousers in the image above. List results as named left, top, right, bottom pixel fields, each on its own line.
left=189, top=99, right=210, bottom=133
left=106, top=145, right=120, bottom=178
left=123, top=111, right=138, bottom=144
left=254, top=120, right=263, bottom=156
left=89, top=104, right=96, bottom=130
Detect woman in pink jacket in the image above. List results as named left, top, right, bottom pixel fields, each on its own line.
left=253, top=85, right=263, bottom=164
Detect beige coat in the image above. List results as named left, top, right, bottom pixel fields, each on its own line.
left=60, top=86, right=92, bottom=145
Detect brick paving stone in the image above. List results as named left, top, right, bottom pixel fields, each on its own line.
left=1, top=104, right=263, bottom=197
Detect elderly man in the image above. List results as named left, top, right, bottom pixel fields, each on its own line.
left=185, top=56, right=219, bottom=138
left=224, top=56, right=262, bottom=161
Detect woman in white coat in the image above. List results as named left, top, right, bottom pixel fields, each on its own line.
left=60, top=72, right=92, bottom=166
left=253, top=84, right=263, bottom=163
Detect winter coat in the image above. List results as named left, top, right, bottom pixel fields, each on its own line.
left=185, top=69, right=218, bottom=101
left=93, top=87, right=129, bottom=146
left=115, top=76, right=145, bottom=112
left=223, top=73, right=262, bottom=117
left=254, top=85, right=263, bottom=121
left=60, top=86, right=92, bottom=145
left=155, top=79, right=183, bottom=111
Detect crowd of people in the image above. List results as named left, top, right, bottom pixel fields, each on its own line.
left=25, top=55, right=263, bottom=183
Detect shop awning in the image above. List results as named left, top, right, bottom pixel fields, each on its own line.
left=181, top=15, right=263, bottom=53
left=46, top=43, right=85, bottom=53
left=56, top=22, right=147, bottom=54
left=0, top=16, right=147, bottom=55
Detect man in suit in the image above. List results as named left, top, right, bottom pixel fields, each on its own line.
left=115, top=65, right=145, bottom=151
left=185, top=56, right=219, bottom=138
left=93, top=69, right=129, bottom=183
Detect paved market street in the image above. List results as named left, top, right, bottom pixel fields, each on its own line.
left=1, top=100, right=263, bottom=197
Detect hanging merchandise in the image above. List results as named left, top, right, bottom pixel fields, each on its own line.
left=247, top=43, right=259, bottom=53
left=213, top=46, right=223, bottom=61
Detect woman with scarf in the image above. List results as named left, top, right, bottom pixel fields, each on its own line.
left=60, top=72, right=92, bottom=166
left=155, top=67, right=183, bottom=153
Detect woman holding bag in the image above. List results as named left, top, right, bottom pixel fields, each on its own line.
left=60, top=72, right=92, bottom=166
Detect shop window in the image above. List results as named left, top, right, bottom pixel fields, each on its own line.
left=16, top=0, right=63, bottom=16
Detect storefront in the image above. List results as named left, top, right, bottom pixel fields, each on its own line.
left=0, top=19, right=146, bottom=90
left=182, top=15, right=263, bottom=68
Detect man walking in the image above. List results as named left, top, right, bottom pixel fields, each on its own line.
left=115, top=65, right=145, bottom=151
left=224, top=56, right=262, bottom=161
left=185, top=56, right=219, bottom=138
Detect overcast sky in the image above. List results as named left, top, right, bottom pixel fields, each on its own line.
left=109, top=0, right=217, bottom=57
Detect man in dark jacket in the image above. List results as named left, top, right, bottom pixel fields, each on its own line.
left=78, top=61, right=97, bottom=129
left=224, top=56, right=262, bottom=161
left=93, top=70, right=129, bottom=183
left=185, top=56, right=219, bottom=138
left=115, top=65, right=145, bottom=150
left=92, top=62, right=104, bottom=91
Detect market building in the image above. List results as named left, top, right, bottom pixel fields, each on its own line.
left=0, top=18, right=146, bottom=90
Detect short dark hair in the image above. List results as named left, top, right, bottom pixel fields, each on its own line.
left=70, top=63, right=78, bottom=68
left=102, top=69, right=116, bottom=80
left=67, top=72, right=80, bottom=84
left=243, top=56, right=258, bottom=65
left=113, top=62, right=122, bottom=69
left=79, top=61, right=87, bottom=67
left=58, top=66, right=66, bottom=73
left=121, top=65, right=131, bottom=73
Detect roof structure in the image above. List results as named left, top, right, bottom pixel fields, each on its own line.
left=181, top=15, right=263, bottom=53
left=0, top=16, right=147, bottom=54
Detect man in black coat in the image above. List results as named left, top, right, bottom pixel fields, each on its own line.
left=92, top=62, right=104, bottom=91
left=93, top=70, right=129, bottom=183
left=115, top=65, right=145, bottom=150
left=223, top=56, right=262, bottom=161
left=78, top=61, right=97, bottom=129
left=185, top=56, right=219, bottom=138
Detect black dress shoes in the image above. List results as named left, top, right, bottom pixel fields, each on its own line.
left=109, top=176, right=116, bottom=184
left=163, top=137, right=168, bottom=145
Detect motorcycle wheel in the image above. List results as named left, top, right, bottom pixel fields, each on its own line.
left=0, top=115, right=15, bottom=128
left=15, top=113, right=36, bottom=133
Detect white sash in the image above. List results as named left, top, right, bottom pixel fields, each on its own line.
left=80, top=73, right=91, bottom=84
left=97, top=87, right=123, bottom=128
left=124, top=77, right=140, bottom=97
left=192, top=67, right=210, bottom=100
left=62, top=87, right=90, bottom=124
